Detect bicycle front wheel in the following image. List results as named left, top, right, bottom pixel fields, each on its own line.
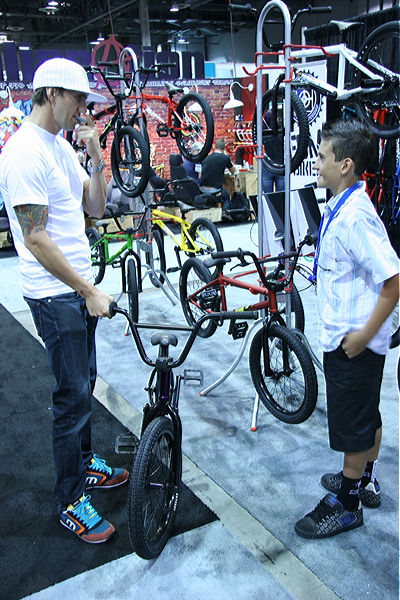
left=174, top=93, right=214, bottom=163
left=85, top=226, right=106, bottom=285
left=249, top=323, right=317, bottom=424
left=127, top=416, right=179, bottom=560
left=111, top=125, right=150, bottom=197
left=179, top=257, right=219, bottom=338
left=126, top=257, right=139, bottom=322
left=187, top=217, right=223, bottom=279
left=252, top=87, right=309, bottom=176
left=354, top=22, right=400, bottom=140
left=276, top=283, right=305, bottom=333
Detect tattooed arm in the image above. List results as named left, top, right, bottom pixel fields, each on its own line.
left=15, top=204, right=113, bottom=317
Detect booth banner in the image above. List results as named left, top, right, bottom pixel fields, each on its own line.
left=290, top=60, right=327, bottom=201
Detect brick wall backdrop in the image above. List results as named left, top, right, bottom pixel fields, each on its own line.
left=0, top=83, right=246, bottom=183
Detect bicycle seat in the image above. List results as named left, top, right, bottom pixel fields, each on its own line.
left=164, top=82, right=184, bottom=96
left=103, top=203, right=131, bottom=218
left=331, top=20, right=364, bottom=33
left=151, top=332, right=178, bottom=349
left=176, top=200, right=197, bottom=215
left=203, top=256, right=231, bottom=269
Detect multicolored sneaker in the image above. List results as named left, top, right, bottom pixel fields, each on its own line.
left=60, top=494, right=115, bottom=543
left=85, top=454, right=129, bottom=490
left=321, top=471, right=381, bottom=508
left=295, top=493, right=363, bottom=539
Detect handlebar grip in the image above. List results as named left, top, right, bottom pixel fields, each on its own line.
left=157, top=62, right=177, bottom=68
left=303, top=232, right=318, bottom=246
left=227, top=3, right=254, bottom=13
left=141, top=67, right=159, bottom=74
left=98, top=61, right=115, bottom=67
left=220, top=311, right=258, bottom=321
left=308, top=6, right=332, bottom=13
left=108, top=301, right=118, bottom=317
left=211, top=249, right=242, bottom=259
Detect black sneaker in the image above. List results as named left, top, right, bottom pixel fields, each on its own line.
left=321, top=471, right=381, bottom=508
left=295, top=493, right=363, bottom=539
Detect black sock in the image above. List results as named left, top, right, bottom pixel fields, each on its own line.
left=336, top=475, right=361, bottom=510
left=361, top=460, right=377, bottom=488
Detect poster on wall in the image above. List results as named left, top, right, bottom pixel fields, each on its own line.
left=290, top=60, right=327, bottom=201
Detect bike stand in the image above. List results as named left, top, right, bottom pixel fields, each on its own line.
left=141, top=268, right=180, bottom=304
left=200, top=318, right=263, bottom=397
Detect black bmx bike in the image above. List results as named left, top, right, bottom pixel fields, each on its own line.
left=108, top=302, right=256, bottom=559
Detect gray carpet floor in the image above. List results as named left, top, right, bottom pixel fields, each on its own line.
left=1, top=219, right=398, bottom=600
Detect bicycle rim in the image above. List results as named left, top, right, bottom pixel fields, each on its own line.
left=249, top=324, right=317, bottom=424
left=127, top=258, right=139, bottom=322
left=111, top=125, right=150, bottom=197
left=174, top=93, right=214, bottom=163
left=252, top=88, right=309, bottom=175
left=146, top=228, right=166, bottom=287
left=127, top=417, right=178, bottom=560
left=187, top=217, right=223, bottom=279
left=354, top=22, right=400, bottom=140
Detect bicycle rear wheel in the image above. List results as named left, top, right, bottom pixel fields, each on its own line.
left=126, top=257, right=139, bottom=322
left=187, top=217, right=223, bottom=279
left=85, top=226, right=106, bottom=285
left=252, top=87, right=309, bottom=176
left=179, top=258, right=219, bottom=338
left=354, top=22, right=400, bottom=140
left=111, top=125, right=150, bottom=197
left=249, top=323, right=317, bottom=424
left=127, top=416, right=179, bottom=560
left=174, top=93, right=214, bottom=163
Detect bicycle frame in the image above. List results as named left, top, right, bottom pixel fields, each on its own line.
left=151, top=207, right=213, bottom=256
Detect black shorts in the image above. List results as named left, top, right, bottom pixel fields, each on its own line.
left=323, top=343, right=385, bottom=453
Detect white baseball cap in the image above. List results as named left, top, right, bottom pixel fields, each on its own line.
left=33, top=58, right=107, bottom=104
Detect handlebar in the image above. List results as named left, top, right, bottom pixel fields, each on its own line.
left=211, top=232, right=317, bottom=292
left=108, top=303, right=257, bottom=369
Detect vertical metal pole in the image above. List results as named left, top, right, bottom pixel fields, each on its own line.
left=256, top=1, right=292, bottom=324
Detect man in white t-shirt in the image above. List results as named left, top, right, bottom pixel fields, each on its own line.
left=0, top=58, right=128, bottom=544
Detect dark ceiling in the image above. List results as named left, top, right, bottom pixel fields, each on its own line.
left=0, top=0, right=310, bottom=50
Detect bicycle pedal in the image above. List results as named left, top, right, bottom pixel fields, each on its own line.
left=156, top=123, right=170, bottom=137
left=228, top=320, right=249, bottom=340
left=199, top=288, right=219, bottom=311
left=167, top=266, right=180, bottom=273
left=111, top=260, right=122, bottom=269
left=114, top=432, right=139, bottom=454
left=183, top=369, right=203, bottom=386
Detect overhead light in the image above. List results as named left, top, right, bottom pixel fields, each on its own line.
left=170, top=5, right=179, bottom=11
left=48, top=1, right=59, bottom=5
left=38, top=5, right=59, bottom=14
left=223, top=81, right=254, bottom=109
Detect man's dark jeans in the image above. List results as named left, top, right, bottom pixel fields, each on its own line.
left=25, top=292, right=97, bottom=512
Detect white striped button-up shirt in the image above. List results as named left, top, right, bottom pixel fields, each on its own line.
left=316, top=181, right=399, bottom=355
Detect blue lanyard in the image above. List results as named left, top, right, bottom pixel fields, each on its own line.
left=312, top=182, right=359, bottom=281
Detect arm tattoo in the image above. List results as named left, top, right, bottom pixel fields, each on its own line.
left=14, top=204, right=48, bottom=237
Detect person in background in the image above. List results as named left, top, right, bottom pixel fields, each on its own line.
left=262, top=110, right=285, bottom=195
left=182, top=141, right=202, bottom=181
left=199, top=138, right=236, bottom=221
left=0, top=58, right=129, bottom=544
left=295, top=119, right=399, bottom=540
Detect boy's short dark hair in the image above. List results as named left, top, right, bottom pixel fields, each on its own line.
left=321, top=119, right=376, bottom=176
left=215, top=138, right=226, bottom=150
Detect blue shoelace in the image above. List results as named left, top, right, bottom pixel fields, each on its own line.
left=90, top=454, right=112, bottom=475
left=71, top=495, right=101, bottom=529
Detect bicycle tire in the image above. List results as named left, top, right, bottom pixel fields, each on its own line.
left=179, top=257, right=219, bottom=338
left=85, top=226, right=106, bottom=285
left=354, top=22, right=400, bottom=140
left=127, top=416, right=178, bottom=559
left=111, top=125, right=150, bottom=197
left=128, top=112, right=150, bottom=151
left=249, top=323, right=318, bottom=424
left=276, top=282, right=305, bottom=333
left=146, top=227, right=166, bottom=287
left=390, top=301, right=399, bottom=349
left=174, top=93, right=214, bottom=163
left=127, top=258, right=139, bottom=322
left=187, top=217, right=223, bottom=279
left=252, top=87, right=309, bottom=175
